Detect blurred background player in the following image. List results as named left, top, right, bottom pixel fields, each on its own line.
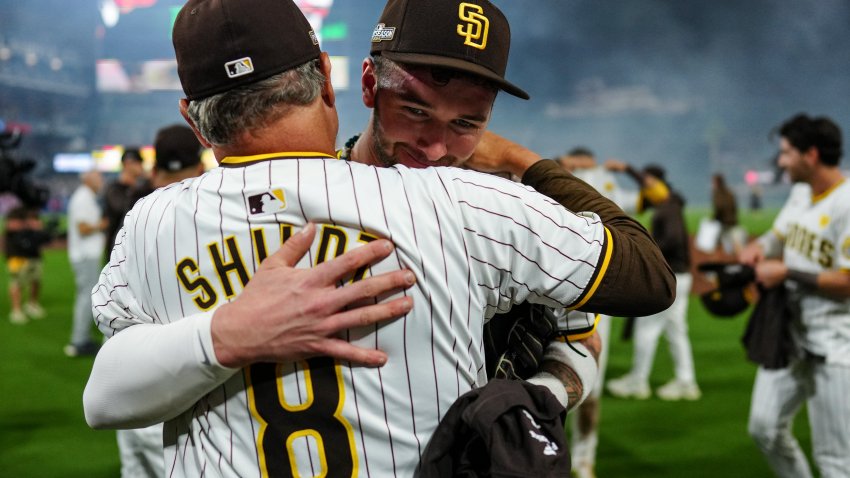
left=740, top=113, right=850, bottom=478
left=65, top=169, right=106, bottom=356
left=4, top=206, right=50, bottom=324
left=605, top=160, right=702, bottom=401
left=711, top=172, right=746, bottom=256
left=129, top=124, right=205, bottom=203
left=557, top=147, right=638, bottom=478
left=116, top=124, right=203, bottom=478
left=102, top=147, right=145, bottom=261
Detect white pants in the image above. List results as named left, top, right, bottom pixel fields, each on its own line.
left=629, top=273, right=696, bottom=383
left=117, top=425, right=164, bottom=478
left=748, top=360, right=850, bottom=478
left=70, top=257, right=102, bottom=346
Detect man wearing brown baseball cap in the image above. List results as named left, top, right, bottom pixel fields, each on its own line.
left=343, top=1, right=674, bottom=476
left=83, top=2, right=675, bottom=477
left=379, top=4, right=672, bottom=477
left=343, top=0, right=530, bottom=169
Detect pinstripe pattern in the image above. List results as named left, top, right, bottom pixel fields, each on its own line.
left=93, top=156, right=608, bottom=477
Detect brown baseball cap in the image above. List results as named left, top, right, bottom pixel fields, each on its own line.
left=154, top=125, right=203, bottom=172
left=173, top=0, right=321, bottom=101
left=370, top=0, right=529, bottom=100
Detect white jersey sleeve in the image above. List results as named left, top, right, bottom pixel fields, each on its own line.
left=93, top=226, right=148, bottom=337
left=436, top=167, right=609, bottom=318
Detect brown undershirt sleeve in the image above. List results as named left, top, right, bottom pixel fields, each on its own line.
left=521, top=160, right=675, bottom=317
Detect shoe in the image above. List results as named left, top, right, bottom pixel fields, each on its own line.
left=9, top=309, right=28, bottom=324
left=572, top=463, right=597, bottom=478
left=656, top=379, right=702, bottom=401
left=606, top=374, right=651, bottom=399
left=23, top=302, right=46, bottom=319
left=64, top=342, right=101, bottom=358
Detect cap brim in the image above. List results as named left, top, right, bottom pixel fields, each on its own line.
left=380, top=51, right=529, bottom=100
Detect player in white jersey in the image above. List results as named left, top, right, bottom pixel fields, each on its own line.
left=740, top=113, right=850, bottom=478
left=83, top=1, right=675, bottom=476
left=555, top=148, right=638, bottom=478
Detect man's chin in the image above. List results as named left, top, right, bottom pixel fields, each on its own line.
left=397, top=159, right=429, bottom=169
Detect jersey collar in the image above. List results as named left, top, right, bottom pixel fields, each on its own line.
left=811, top=177, right=847, bottom=204
left=219, top=151, right=336, bottom=168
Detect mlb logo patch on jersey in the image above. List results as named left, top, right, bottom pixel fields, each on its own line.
left=247, top=189, right=286, bottom=215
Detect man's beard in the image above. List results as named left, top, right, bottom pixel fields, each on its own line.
left=369, top=103, right=462, bottom=168
left=370, top=107, right=398, bottom=168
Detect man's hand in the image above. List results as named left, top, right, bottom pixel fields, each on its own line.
left=465, top=131, right=541, bottom=178
left=211, top=223, right=415, bottom=368
left=755, top=259, right=788, bottom=289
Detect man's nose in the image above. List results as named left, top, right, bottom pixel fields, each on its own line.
left=416, top=125, right=449, bottom=162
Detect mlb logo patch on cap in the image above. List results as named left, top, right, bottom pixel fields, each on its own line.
left=226, top=57, right=254, bottom=78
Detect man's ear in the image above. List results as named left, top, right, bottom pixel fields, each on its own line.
left=318, top=52, right=336, bottom=108
left=361, top=57, right=378, bottom=108
left=179, top=99, right=213, bottom=149
left=804, top=146, right=820, bottom=166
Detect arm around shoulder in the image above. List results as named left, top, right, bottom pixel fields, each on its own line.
left=522, top=160, right=675, bottom=317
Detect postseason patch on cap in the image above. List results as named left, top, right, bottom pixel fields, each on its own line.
left=372, top=23, right=395, bottom=42
left=225, top=57, right=254, bottom=79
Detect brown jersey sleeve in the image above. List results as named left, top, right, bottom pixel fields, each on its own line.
left=521, top=160, right=675, bottom=317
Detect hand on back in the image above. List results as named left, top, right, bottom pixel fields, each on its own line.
left=211, top=223, right=415, bottom=368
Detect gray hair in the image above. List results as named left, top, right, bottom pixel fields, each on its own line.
left=186, top=59, right=325, bottom=147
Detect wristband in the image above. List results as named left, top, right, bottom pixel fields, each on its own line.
left=787, top=269, right=818, bottom=290
left=527, top=372, right=568, bottom=408
left=530, top=341, right=598, bottom=410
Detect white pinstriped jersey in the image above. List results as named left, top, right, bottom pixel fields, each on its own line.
left=769, top=179, right=850, bottom=364
left=564, top=165, right=639, bottom=330
left=93, top=154, right=611, bottom=477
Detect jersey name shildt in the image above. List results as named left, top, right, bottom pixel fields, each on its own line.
left=175, top=223, right=378, bottom=311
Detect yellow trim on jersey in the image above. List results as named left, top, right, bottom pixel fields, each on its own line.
left=771, top=227, right=786, bottom=241
left=555, top=313, right=602, bottom=342
left=220, top=151, right=335, bottom=165
left=811, top=177, right=846, bottom=204
left=244, top=369, right=272, bottom=477
left=570, top=226, right=614, bottom=311
left=280, top=362, right=314, bottom=412
left=333, top=361, right=360, bottom=476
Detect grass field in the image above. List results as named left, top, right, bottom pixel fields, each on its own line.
left=0, top=207, right=812, bottom=477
